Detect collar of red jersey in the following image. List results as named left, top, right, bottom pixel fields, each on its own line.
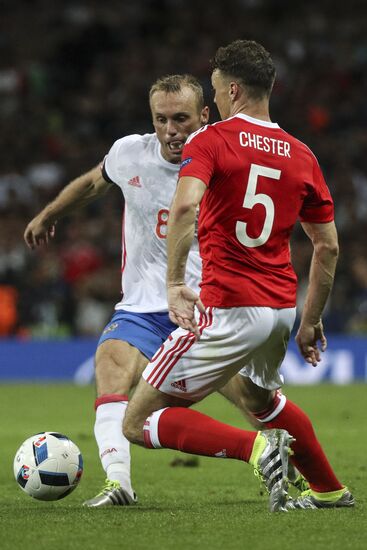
left=235, top=113, right=279, bottom=129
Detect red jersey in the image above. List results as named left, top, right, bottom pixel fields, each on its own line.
left=179, top=113, right=334, bottom=308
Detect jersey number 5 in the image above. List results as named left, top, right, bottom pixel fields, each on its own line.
left=236, top=163, right=281, bottom=248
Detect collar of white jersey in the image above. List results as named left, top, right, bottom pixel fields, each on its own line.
left=235, top=113, right=279, bottom=128
left=156, top=137, right=181, bottom=171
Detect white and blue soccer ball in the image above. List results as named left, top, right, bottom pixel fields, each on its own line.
left=13, top=432, right=83, bottom=501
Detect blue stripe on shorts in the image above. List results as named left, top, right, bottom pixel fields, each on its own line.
left=97, top=310, right=177, bottom=360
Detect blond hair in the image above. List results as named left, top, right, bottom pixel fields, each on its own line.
left=149, top=74, right=204, bottom=110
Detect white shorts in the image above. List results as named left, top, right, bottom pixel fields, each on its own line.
left=142, top=306, right=296, bottom=401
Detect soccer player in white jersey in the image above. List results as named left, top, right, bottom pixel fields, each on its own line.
left=24, top=74, right=210, bottom=507
left=123, top=40, right=354, bottom=511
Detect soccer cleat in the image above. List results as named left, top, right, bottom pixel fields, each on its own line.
left=82, top=479, right=137, bottom=507
left=287, top=461, right=310, bottom=493
left=285, top=487, right=355, bottom=510
left=251, top=429, right=295, bottom=512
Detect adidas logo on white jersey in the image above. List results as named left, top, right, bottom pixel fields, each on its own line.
left=128, top=175, right=142, bottom=187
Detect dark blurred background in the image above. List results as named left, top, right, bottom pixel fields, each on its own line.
left=1, top=0, right=366, bottom=339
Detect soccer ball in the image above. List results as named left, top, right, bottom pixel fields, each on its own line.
left=13, top=432, right=83, bottom=501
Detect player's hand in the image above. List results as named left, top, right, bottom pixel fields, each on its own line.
left=295, top=319, right=327, bottom=367
left=168, top=284, right=205, bottom=339
left=24, top=216, right=57, bottom=249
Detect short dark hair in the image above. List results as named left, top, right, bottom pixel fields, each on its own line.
left=149, top=74, right=204, bottom=110
left=211, top=40, right=276, bottom=100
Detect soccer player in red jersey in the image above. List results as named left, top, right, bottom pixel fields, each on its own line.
left=24, top=74, right=292, bottom=510
left=124, top=39, right=353, bottom=510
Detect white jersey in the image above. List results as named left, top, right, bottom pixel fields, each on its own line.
left=103, top=133, right=202, bottom=312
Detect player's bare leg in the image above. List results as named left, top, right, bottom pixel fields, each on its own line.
left=124, top=378, right=294, bottom=512
left=123, top=378, right=194, bottom=445
left=95, top=339, right=145, bottom=396
left=83, top=340, right=148, bottom=507
left=219, top=379, right=265, bottom=430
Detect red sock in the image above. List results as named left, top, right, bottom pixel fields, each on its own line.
left=146, top=407, right=257, bottom=462
left=256, top=398, right=342, bottom=492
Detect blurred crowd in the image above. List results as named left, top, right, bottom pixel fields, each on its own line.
left=1, top=0, right=366, bottom=338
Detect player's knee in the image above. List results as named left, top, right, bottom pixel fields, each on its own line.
left=122, top=414, right=144, bottom=445
left=244, top=384, right=276, bottom=412
left=122, top=418, right=134, bottom=443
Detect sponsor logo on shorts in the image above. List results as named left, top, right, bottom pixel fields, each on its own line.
left=171, top=379, right=187, bottom=392
left=103, top=322, right=119, bottom=335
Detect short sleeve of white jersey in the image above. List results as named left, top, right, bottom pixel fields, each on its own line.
left=103, top=135, right=142, bottom=186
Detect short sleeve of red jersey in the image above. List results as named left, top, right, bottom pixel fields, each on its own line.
left=179, top=127, right=216, bottom=186
left=299, top=155, right=334, bottom=223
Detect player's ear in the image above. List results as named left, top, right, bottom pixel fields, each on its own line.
left=200, top=106, right=210, bottom=124
left=229, top=82, right=237, bottom=101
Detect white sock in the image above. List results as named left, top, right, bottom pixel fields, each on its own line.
left=94, top=401, right=133, bottom=496
left=143, top=408, right=168, bottom=448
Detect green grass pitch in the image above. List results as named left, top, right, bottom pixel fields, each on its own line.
left=0, top=384, right=366, bottom=550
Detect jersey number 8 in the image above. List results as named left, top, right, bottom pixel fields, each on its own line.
left=156, top=208, right=169, bottom=239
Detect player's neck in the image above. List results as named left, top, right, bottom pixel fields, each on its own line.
left=231, top=99, right=271, bottom=122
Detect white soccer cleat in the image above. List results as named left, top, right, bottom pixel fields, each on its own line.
left=285, top=487, right=354, bottom=510
left=252, top=429, right=295, bottom=512
left=83, top=479, right=137, bottom=507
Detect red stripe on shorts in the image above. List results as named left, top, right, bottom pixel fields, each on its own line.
left=151, top=307, right=214, bottom=390
left=150, top=334, right=174, bottom=363
left=147, top=310, right=210, bottom=386
left=154, top=334, right=196, bottom=389
left=147, top=332, right=194, bottom=386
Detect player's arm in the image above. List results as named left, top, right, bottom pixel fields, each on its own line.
left=24, top=165, right=111, bottom=249
left=297, top=220, right=339, bottom=366
left=167, top=176, right=206, bottom=336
